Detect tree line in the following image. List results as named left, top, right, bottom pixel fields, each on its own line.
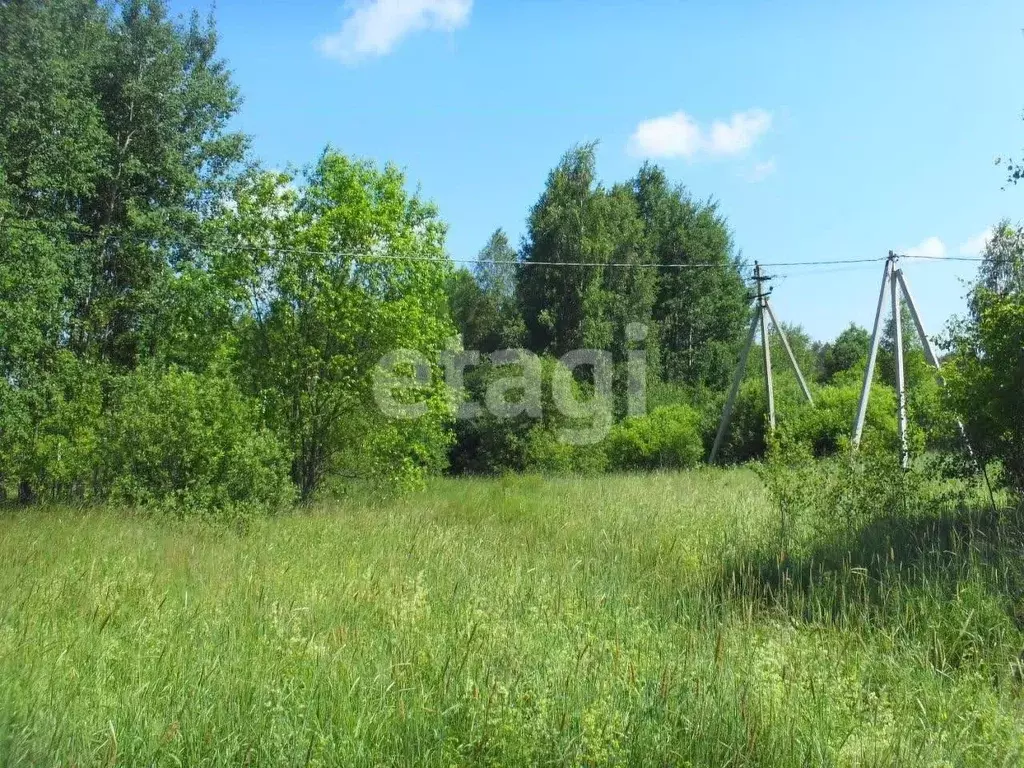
left=1, top=0, right=1020, bottom=516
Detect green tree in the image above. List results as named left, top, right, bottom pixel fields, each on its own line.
left=518, top=145, right=656, bottom=359
left=78, top=0, right=247, bottom=369
left=819, top=323, right=871, bottom=383
left=632, top=164, right=749, bottom=390
left=0, top=0, right=247, bottom=369
left=518, top=144, right=606, bottom=356
left=229, top=153, right=456, bottom=500
left=0, top=0, right=248, bottom=502
left=972, top=221, right=1024, bottom=298
left=596, top=183, right=658, bottom=363
left=448, top=230, right=524, bottom=351
left=946, top=224, right=1024, bottom=498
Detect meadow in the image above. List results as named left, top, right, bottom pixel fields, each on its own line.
left=1, top=469, right=1023, bottom=766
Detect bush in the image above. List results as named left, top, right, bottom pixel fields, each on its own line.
left=526, top=426, right=609, bottom=474
left=101, top=368, right=295, bottom=518
left=447, top=356, right=539, bottom=474
left=606, top=405, right=704, bottom=471
left=780, top=380, right=899, bottom=457
left=334, top=399, right=454, bottom=493
left=710, top=377, right=806, bottom=464
left=758, top=436, right=927, bottom=552
left=0, top=353, right=106, bottom=502
left=448, top=355, right=613, bottom=475
left=946, top=285, right=1024, bottom=500
left=449, top=411, right=534, bottom=474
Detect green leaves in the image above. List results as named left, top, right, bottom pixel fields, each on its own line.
left=634, top=163, right=748, bottom=389
left=515, top=146, right=746, bottom=391
left=606, top=405, right=704, bottom=471
left=101, top=366, right=295, bottom=517
left=448, top=230, right=524, bottom=352
left=229, top=153, right=457, bottom=500
left=945, top=226, right=1024, bottom=498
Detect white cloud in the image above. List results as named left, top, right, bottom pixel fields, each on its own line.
left=317, top=0, right=472, bottom=64
left=627, top=112, right=704, bottom=159
left=958, top=228, right=993, bottom=257
left=745, top=159, right=777, bottom=183
left=707, top=110, right=773, bottom=156
left=903, top=236, right=947, bottom=259
left=627, top=109, right=772, bottom=160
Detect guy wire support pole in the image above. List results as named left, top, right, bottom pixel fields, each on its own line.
left=852, top=252, right=895, bottom=449
left=891, top=261, right=910, bottom=469
left=709, top=262, right=817, bottom=464
left=764, top=299, right=814, bottom=405
left=756, top=262, right=776, bottom=432
left=708, top=267, right=764, bottom=465
left=895, top=268, right=998, bottom=510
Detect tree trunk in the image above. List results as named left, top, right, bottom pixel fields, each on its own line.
left=18, top=479, right=35, bottom=505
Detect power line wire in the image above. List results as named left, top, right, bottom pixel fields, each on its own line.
left=0, top=217, right=1005, bottom=269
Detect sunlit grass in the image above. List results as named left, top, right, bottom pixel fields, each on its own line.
left=1, top=469, right=1022, bottom=766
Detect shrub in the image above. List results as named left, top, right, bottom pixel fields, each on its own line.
left=780, top=380, right=899, bottom=457
left=946, top=285, right=1024, bottom=500
left=447, top=357, right=538, bottom=474
left=606, top=405, right=703, bottom=471
left=334, top=399, right=454, bottom=492
left=448, top=355, right=613, bottom=475
left=758, top=436, right=927, bottom=552
left=526, top=426, right=609, bottom=474
left=449, top=412, right=534, bottom=474
left=0, top=353, right=106, bottom=502
left=101, top=368, right=294, bottom=518
left=710, top=377, right=806, bottom=464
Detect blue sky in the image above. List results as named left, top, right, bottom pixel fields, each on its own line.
left=171, top=0, right=1023, bottom=342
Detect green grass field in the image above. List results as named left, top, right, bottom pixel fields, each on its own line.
left=2, top=469, right=1023, bottom=766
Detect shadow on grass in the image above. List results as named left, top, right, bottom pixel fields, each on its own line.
left=707, top=502, right=1024, bottom=634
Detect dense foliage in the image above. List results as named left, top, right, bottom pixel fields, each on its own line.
left=946, top=223, right=1024, bottom=497
left=2, top=0, right=1020, bottom=513
left=0, top=0, right=455, bottom=511
left=101, top=367, right=294, bottom=516
left=0, top=0, right=256, bottom=511
left=605, top=405, right=704, bottom=471
left=225, top=156, right=456, bottom=499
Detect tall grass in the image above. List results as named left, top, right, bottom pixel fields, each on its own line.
left=1, top=469, right=1022, bottom=766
